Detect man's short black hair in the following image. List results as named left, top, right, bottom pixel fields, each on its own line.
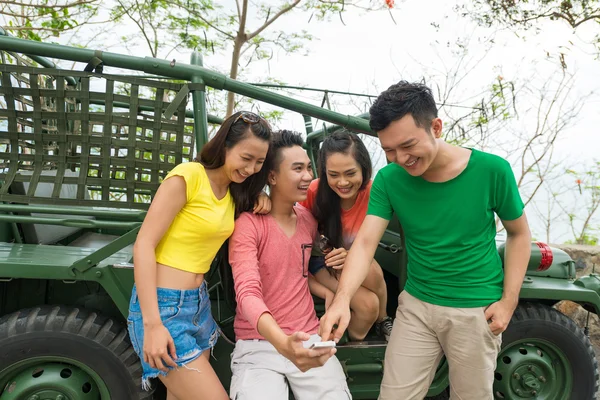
left=271, top=129, right=305, bottom=170
left=369, top=80, right=438, bottom=133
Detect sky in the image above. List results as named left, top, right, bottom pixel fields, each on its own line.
left=35, top=0, right=600, bottom=243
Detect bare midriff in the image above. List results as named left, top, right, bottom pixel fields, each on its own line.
left=155, top=262, right=205, bottom=290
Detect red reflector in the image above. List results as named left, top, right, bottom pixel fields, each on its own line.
left=535, top=242, right=553, bottom=271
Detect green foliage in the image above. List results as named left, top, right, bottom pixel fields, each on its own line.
left=457, top=0, right=600, bottom=51
left=1, top=0, right=100, bottom=41
left=443, top=74, right=516, bottom=146
left=565, top=234, right=599, bottom=246
left=4, top=0, right=386, bottom=119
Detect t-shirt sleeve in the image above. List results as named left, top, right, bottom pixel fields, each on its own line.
left=228, top=213, right=271, bottom=333
left=298, top=179, right=318, bottom=213
left=163, top=162, right=201, bottom=202
left=367, top=173, right=394, bottom=220
left=494, top=159, right=525, bottom=221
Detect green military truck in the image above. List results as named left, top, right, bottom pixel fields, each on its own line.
left=0, top=33, right=598, bottom=400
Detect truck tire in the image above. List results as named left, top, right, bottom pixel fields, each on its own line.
left=0, top=306, right=152, bottom=399
left=427, top=302, right=599, bottom=400
left=495, top=302, right=599, bottom=400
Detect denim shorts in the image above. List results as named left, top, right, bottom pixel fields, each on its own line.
left=127, top=281, right=219, bottom=390
left=308, top=255, right=327, bottom=275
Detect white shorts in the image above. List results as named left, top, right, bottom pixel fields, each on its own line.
left=229, top=334, right=351, bottom=400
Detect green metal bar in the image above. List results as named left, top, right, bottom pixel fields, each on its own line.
left=345, top=363, right=383, bottom=374
left=70, top=226, right=139, bottom=273
left=0, top=36, right=373, bottom=135
left=303, top=114, right=314, bottom=136
left=0, top=204, right=146, bottom=220
left=0, top=28, right=77, bottom=86
left=190, top=52, right=209, bottom=153
left=9, top=218, right=22, bottom=243
left=305, top=113, right=370, bottom=143
left=251, top=83, right=483, bottom=111
left=0, top=214, right=141, bottom=230
left=90, top=99, right=223, bottom=125
left=0, top=201, right=23, bottom=243
left=251, top=83, right=378, bottom=99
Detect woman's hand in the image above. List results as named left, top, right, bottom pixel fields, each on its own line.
left=324, top=247, right=347, bottom=269
left=143, top=323, right=178, bottom=371
left=253, top=191, right=272, bottom=214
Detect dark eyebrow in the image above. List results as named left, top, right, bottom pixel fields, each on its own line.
left=291, top=162, right=306, bottom=167
left=242, top=153, right=265, bottom=161
left=400, top=139, right=416, bottom=146
left=328, top=167, right=357, bottom=174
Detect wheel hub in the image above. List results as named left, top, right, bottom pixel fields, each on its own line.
left=0, top=363, right=100, bottom=400
left=494, top=343, right=560, bottom=398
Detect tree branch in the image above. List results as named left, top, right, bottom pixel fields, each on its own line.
left=571, top=13, right=600, bottom=28
left=247, top=0, right=301, bottom=40
left=175, top=2, right=235, bottom=39
left=235, top=0, right=241, bottom=19
left=0, top=0, right=98, bottom=9
left=117, top=0, right=156, bottom=57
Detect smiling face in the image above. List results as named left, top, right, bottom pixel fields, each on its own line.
left=224, top=134, right=270, bottom=184
left=325, top=151, right=363, bottom=203
left=269, top=145, right=314, bottom=203
left=378, top=114, right=442, bottom=177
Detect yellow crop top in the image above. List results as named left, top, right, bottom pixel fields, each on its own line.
left=155, top=162, right=235, bottom=274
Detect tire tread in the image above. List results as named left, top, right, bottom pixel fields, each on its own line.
left=515, top=302, right=599, bottom=399
left=0, top=305, right=152, bottom=400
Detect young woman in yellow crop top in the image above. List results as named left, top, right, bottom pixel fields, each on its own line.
left=127, top=111, right=273, bottom=400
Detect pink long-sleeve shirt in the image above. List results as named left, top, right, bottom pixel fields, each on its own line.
left=228, top=204, right=320, bottom=340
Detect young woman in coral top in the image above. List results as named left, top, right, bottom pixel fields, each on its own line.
left=301, top=130, right=393, bottom=342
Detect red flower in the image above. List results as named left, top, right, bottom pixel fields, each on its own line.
left=576, top=179, right=582, bottom=185
left=385, top=0, right=394, bottom=8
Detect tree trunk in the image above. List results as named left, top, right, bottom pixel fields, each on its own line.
left=226, top=37, right=244, bottom=118
left=226, top=0, right=248, bottom=118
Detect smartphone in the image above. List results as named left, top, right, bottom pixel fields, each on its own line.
left=318, top=234, right=334, bottom=254
left=310, top=340, right=337, bottom=349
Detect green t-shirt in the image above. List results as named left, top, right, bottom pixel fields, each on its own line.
left=367, top=148, right=524, bottom=307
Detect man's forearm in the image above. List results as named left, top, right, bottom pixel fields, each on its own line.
left=335, top=244, right=374, bottom=303
left=335, top=215, right=389, bottom=304
left=257, top=312, right=288, bottom=352
left=502, top=231, right=531, bottom=305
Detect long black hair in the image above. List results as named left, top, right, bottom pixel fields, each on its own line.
left=197, top=111, right=273, bottom=216
left=313, top=130, right=372, bottom=248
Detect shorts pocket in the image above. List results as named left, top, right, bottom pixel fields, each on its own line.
left=159, top=304, right=181, bottom=324
left=192, top=293, right=214, bottom=328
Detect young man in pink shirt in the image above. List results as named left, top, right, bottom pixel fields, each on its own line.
left=228, top=130, right=351, bottom=400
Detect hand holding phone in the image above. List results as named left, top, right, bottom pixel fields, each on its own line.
left=309, top=340, right=337, bottom=349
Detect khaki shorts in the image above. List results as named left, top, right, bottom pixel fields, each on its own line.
left=379, top=291, right=502, bottom=400
left=229, top=334, right=351, bottom=400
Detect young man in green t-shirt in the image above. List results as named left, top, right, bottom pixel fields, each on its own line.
left=319, top=81, right=532, bottom=399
